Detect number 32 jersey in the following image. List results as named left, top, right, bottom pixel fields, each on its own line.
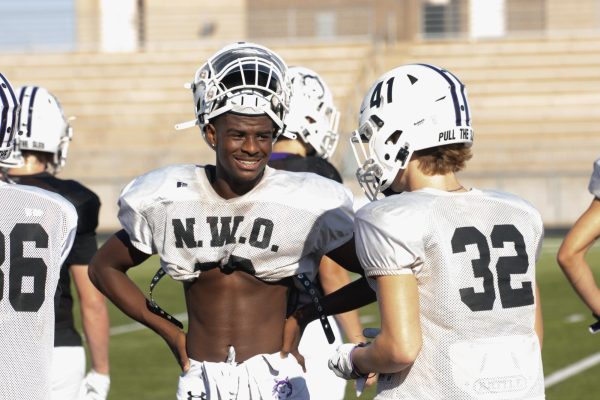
left=118, top=164, right=354, bottom=282
left=355, top=188, right=545, bottom=400
left=0, top=182, right=77, bottom=400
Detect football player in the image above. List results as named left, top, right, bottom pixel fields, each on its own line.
left=268, top=66, right=372, bottom=399
left=557, top=157, right=600, bottom=334
left=328, top=64, right=546, bottom=399
left=6, top=86, right=110, bottom=400
left=88, top=42, right=374, bottom=400
left=0, top=73, right=78, bottom=399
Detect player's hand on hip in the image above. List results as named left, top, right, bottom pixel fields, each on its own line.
left=80, top=369, right=110, bottom=400
left=280, top=313, right=306, bottom=372
left=328, top=343, right=369, bottom=380
left=166, top=329, right=190, bottom=372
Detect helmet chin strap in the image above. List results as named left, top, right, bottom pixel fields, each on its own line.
left=382, top=186, right=401, bottom=197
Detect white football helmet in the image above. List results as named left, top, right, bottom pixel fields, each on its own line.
left=351, top=63, right=473, bottom=201
left=13, top=86, right=72, bottom=173
left=0, top=72, right=20, bottom=164
left=283, top=66, right=340, bottom=159
left=176, top=42, right=291, bottom=145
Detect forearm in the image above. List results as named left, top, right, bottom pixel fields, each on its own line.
left=352, top=335, right=416, bottom=374
left=89, top=264, right=175, bottom=338
left=81, top=297, right=110, bottom=373
left=557, top=198, right=600, bottom=315
left=89, top=232, right=189, bottom=371
left=88, top=233, right=182, bottom=342
left=333, top=310, right=367, bottom=343
left=353, top=274, right=421, bottom=374
left=72, top=264, right=110, bottom=374
left=82, top=306, right=109, bottom=374
left=559, top=255, right=600, bottom=315
left=567, top=267, right=600, bottom=315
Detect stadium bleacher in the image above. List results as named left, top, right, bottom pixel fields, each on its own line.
left=1, top=36, right=598, bottom=229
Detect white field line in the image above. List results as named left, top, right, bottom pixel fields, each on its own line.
left=109, top=271, right=599, bottom=390
left=110, top=313, right=599, bottom=388
left=109, top=312, right=188, bottom=335
left=544, top=352, right=600, bottom=388
left=109, top=314, right=376, bottom=335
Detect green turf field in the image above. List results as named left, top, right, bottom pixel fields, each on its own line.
left=76, top=236, right=599, bottom=399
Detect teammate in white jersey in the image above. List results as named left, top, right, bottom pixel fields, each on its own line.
left=557, top=157, right=600, bottom=333
left=269, top=66, right=373, bottom=399
left=6, top=86, right=110, bottom=400
left=328, top=64, right=546, bottom=399
left=0, top=72, right=78, bottom=400
left=88, top=43, right=374, bottom=400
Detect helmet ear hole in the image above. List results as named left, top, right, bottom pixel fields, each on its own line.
left=385, top=130, right=403, bottom=145
left=369, top=114, right=385, bottom=128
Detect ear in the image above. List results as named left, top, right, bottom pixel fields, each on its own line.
left=204, top=124, right=217, bottom=149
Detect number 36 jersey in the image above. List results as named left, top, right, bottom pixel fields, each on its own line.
left=118, top=164, right=354, bottom=282
left=0, top=182, right=77, bottom=400
left=355, top=188, right=545, bottom=400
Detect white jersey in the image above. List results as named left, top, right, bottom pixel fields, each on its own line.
left=588, top=157, right=600, bottom=197
left=355, top=188, right=545, bottom=400
left=0, top=182, right=77, bottom=400
left=118, top=164, right=354, bottom=282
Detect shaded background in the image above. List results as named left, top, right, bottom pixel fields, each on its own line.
left=3, top=2, right=600, bottom=399
left=1, top=0, right=598, bottom=232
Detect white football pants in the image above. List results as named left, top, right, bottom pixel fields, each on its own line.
left=50, top=346, right=85, bottom=400
left=298, top=317, right=347, bottom=400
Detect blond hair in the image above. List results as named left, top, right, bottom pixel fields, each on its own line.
left=414, top=144, right=472, bottom=175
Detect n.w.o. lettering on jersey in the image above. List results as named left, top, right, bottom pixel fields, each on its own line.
left=172, top=218, right=197, bottom=248
left=172, top=216, right=279, bottom=252
left=207, top=216, right=244, bottom=247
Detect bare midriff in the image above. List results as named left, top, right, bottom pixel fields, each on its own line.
left=183, top=268, right=290, bottom=363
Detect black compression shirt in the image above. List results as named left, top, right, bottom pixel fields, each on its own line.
left=268, top=153, right=343, bottom=183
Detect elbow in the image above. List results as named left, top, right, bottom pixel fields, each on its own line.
left=80, top=294, right=108, bottom=314
left=87, top=259, right=104, bottom=290
left=390, top=341, right=421, bottom=368
left=381, top=336, right=422, bottom=372
left=88, top=262, right=99, bottom=287
left=556, top=247, right=576, bottom=271
left=556, top=248, right=567, bottom=268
